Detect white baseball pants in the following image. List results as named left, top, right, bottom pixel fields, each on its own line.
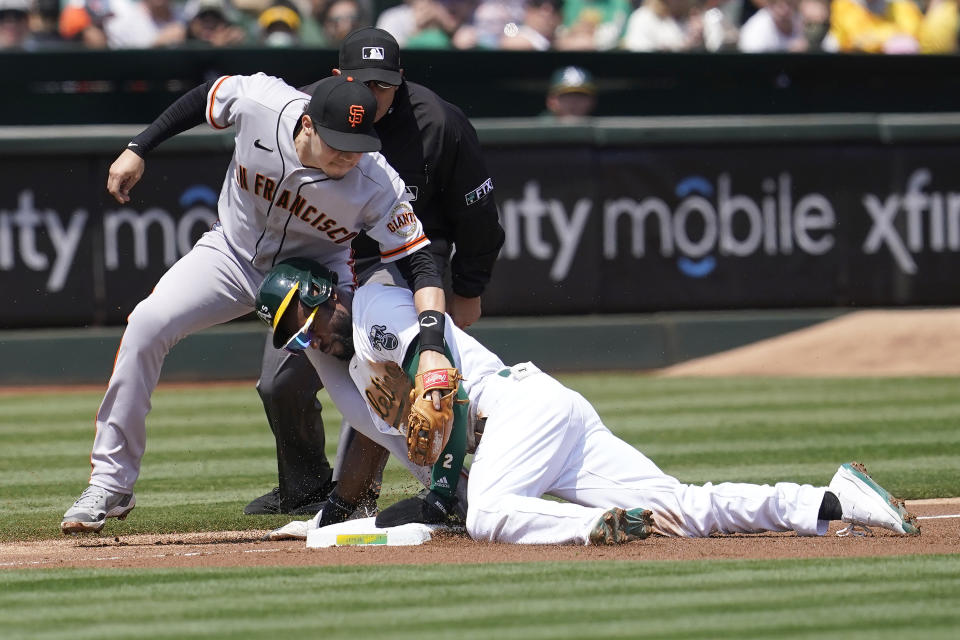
left=466, top=366, right=828, bottom=545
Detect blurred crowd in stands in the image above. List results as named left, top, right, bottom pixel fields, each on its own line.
left=1, top=0, right=956, bottom=53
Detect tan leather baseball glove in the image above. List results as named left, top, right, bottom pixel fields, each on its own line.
left=405, top=368, right=463, bottom=466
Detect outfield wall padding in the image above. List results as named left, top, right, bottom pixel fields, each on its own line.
left=0, top=310, right=842, bottom=385
left=2, top=117, right=959, bottom=329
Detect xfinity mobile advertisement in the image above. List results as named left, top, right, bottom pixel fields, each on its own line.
left=2, top=144, right=959, bottom=326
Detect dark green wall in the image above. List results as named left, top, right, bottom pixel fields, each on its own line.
left=0, top=310, right=842, bottom=385
left=4, top=48, right=960, bottom=125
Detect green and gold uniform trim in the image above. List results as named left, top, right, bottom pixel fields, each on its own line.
left=403, top=342, right=467, bottom=502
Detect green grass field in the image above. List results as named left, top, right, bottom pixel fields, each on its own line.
left=2, top=375, right=959, bottom=638
left=3, top=556, right=959, bottom=640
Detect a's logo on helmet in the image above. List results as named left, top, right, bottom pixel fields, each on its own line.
left=348, top=105, right=365, bottom=128
left=369, top=324, right=399, bottom=351
left=256, top=304, right=272, bottom=325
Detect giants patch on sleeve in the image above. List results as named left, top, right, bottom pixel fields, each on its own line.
left=386, top=202, right=418, bottom=238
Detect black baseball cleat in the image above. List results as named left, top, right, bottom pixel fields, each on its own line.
left=243, top=481, right=336, bottom=516
left=375, top=489, right=463, bottom=528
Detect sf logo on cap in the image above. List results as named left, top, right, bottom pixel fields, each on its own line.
left=348, top=104, right=365, bottom=128
left=362, top=47, right=385, bottom=60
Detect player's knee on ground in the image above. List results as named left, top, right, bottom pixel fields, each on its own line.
left=464, top=495, right=503, bottom=542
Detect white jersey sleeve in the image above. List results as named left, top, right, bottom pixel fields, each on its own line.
left=348, top=283, right=421, bottom=433
left=348, top=283, right=505, bottom=433
left=204, top=73, right=292, bottom=131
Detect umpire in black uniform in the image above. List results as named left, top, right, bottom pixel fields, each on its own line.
left=244, top=27, right=505, bottom=515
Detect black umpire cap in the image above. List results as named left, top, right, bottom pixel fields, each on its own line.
left=304, top=75, right=380, bottom=152
left=338, top=27, right=402, bottom=86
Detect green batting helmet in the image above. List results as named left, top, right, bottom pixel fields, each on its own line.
left=255, top=258, right=338, bottom=348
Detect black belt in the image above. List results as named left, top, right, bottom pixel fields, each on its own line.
left=474, top=416, right=487, bottom=448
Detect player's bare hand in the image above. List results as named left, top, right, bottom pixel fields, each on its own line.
left=450, top=294, right=481, bottom=329
left=107, top=149, right=145, bottom=204
left=418, top=350, right=454, bottom=410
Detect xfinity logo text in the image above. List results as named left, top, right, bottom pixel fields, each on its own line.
left=0, top=191, right=86, bottom=292
left=499, top=175, right=836, bottom=281
left=1, top=186, right=218, bottom=292
left=104, top=185, right=218, bottom=269
left=604, top=173, right=835, bottom=278
left=862, top=168, right=960, bottom=274
left=500, top=181, right=590, bottom=281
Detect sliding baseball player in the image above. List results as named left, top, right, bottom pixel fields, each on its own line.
left=262, top=260, right=921, bottom=544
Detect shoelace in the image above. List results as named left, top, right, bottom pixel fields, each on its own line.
left=836, top=523, right=873, bottom=537
left=73, top=486, right=108, bottom=508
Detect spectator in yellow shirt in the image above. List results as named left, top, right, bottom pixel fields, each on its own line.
left=829, top=0, right=957, bottom=53
left=918, top=0, right=958, bottom=52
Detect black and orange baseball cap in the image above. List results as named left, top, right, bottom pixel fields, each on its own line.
left=304, top=75, right=380, bottom=152
left=338, top=27, right=402, bottom=86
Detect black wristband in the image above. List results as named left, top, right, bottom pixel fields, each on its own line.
left=417, top=310, right=445, bottom=355
left=317, top=492, right=357, bottom=528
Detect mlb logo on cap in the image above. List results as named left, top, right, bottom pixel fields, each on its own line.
left=339, top=28, right=403, bottom=86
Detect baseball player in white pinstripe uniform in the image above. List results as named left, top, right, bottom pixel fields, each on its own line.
left=61, top=73, right=454, bottom=534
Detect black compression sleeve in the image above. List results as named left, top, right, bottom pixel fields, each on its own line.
left=127, top=81, right=213, bottom=158
left=395, top=248, right=443, bottom=292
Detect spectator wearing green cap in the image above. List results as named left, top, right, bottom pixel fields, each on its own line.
left=543, top=65, right=597, bottom=120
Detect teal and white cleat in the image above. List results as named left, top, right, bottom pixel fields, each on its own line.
left=829, top=462, right=920, bottom=536
left=588, top=507, right=654, bottom=545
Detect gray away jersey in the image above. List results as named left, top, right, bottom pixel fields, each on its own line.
left=205, top=73, right=428, bottom=284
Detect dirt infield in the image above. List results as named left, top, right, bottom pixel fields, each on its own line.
left=659, top=309, right=960, bottom=377
left=2, top=500, right=956, bottom=570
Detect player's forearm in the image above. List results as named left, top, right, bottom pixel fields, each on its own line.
left=413, top=286, right=445, bottom=315
left=413, top=286, right=448, bottom=357
left=127, top=81, right=213, bottom=158
left=396, top=246, right=443, bottom=292
left=395, top=247, right=448, bottom=355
